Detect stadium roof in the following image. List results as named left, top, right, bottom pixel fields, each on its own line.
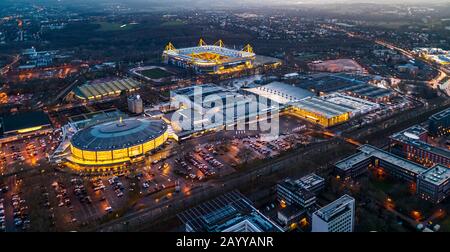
left=165, top=45, right=255, bottom=65
left=73, top=78, right=140, bottom=100
left=71, top=118, right=167, bottom=151
left=1, top=111, right=51, bottom=135
left=244, top=81, right=314, bottom=104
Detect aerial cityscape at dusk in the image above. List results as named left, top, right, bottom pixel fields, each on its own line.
left=0, top=0, right=450, bottom=238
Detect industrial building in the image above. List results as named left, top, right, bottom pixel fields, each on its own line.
left=428, top=108, right=450, bottom=137
left=335, top=144, right=450, bottom=203
left=170, top=84, right=279, bottom=133
left=243, top=81, right=314, bottom=104
left=312, top=194, right=355, bottom=232
left=320, top=93, right=380, bottom=116
left=290, top=96, right=352, bottom=127
left=244, top=82, right=378, bottom=127
left=178, top=190, right=283, bottom=232
left=390, top=125, right=450, bottom=167
left=68, top=118, right=169, bottom=167
left=0, top=111, right=53, bottom=143
left=414, top=48, right=450, bottom=65
left=72, top=78, right=140, bottom=101
left=163, top=39, right=256, bottom=74
left=19, top=47, right=55, bottom=69
left=297, top=73, right=393, bottom=102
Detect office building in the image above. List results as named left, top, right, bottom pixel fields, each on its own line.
left=277, top=179, right=317, bottom=208
left=312, top=194, right=355, bottom=232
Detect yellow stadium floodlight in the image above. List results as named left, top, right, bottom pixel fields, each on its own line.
left=242, top=44, right=254, bottom=53
left=198, top=38, right=207, bottom=47
left=214, top=39, right=224, bottom=47
left=165, top=42, right=176, bottom=51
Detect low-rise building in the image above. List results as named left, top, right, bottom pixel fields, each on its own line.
left=277, top=179, right=317, bottom=208
left=0, top=111, right=53, bottom=143
left=335, top=144, right=450, bottom=204
left=390, top=125, right=450, bottom=167
left=295, top=173, right=325, bottom=194
left=428, top=108, right=450, bottom=137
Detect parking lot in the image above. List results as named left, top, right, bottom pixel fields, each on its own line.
left=0, top=114, right=320, bottom=231
left=0, top=130, right=62, bottom=175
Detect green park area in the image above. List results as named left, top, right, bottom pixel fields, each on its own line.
left=95, top=22, right=134, bottom=31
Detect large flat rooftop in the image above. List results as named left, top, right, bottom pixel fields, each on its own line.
left=430, top=107, right=450, bottom=121
left=419, top=165, right=450, bottom=185
left=1, top=111, right=52, bottom=135
left=177, top=190, right=282, bottom=232
left=292, top=96, right=353, bottom=119
left=295, top=173, right=325, bottom=192
left=296, top=73, right=392, bottom=99
left=73, top=78, right=140, bottom=100
left=244, top=81, right=314, bottom=104
left=335, top=144, right=426, bottom=176
left=335, top=144, right=448, bottom=186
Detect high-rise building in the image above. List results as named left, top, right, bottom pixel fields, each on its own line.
left=127, top=94, right=144, bottom=114
left=312, top=194, right=355, bottom=232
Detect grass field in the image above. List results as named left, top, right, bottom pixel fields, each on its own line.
left=94, top=22, right=134, bottom=31
left=160, top=20, right=185, bottom=27
left=138, top=68, right=173, bottom=79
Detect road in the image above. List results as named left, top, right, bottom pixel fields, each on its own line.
left=375, top=39, right=449, bottom=91
left=0, top=54, right=20, bottom=76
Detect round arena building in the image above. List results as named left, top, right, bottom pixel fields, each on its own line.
left=69, top=118, right=169, bottom=166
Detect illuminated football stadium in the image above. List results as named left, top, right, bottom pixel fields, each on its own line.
left=162, top=39, right=256, bottom=74
left=68, top=118, right=169, bottom=166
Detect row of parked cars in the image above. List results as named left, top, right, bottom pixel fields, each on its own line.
left=11, top=193, right=30, bottom=230
left=107, top=176, right=124, bottom=197
left=196, top=148, right=224, bottom=169
left=0, top=196, right=5, bottom=232
left=52, top=181, right=72, bottom=208
left=39, top=185, right=56, bottom=228
left=71, top=178, right=92, bottom=204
